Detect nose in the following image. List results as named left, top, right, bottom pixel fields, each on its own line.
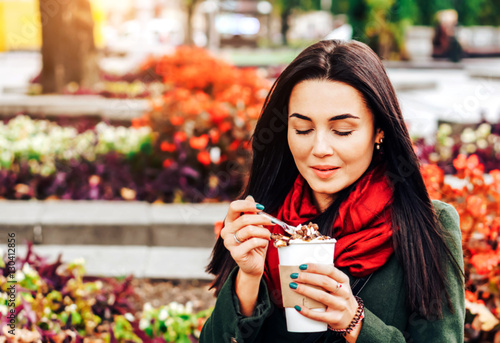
left=311, top=130, right=334, bottom=157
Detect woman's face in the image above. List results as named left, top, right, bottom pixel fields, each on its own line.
left=287, top=80, right=384, bottom=212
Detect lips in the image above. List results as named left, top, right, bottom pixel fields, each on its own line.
left=311, top=165, right=339, bottom=171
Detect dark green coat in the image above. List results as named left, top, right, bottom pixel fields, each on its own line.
left=200, top=200, right=465, bottom=343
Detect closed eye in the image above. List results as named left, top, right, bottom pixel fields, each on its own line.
left=334, top=131, right=353, bottom=136
left=294, top=129, right=353, bottom=136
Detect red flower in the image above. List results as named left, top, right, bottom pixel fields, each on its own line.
left=170, top=116, right=184, bottom=126
left=163, top=159, right=173, bottom=168
left=160, top=142, right=176, bottom=152
left=208, top=104, right=230, bottom=124
left=470, top=250, right=500, bottom=274
left=228, top=140, right=240, bottom=151
left=190, top=134, right=209, bottom=150
left=209, top=129, right=220, bottom=144
left=465, top=290, right=477, bottom=302
left=219, top=121, right=232, bottom=133
left=174, top=131, right=187, bottom=143
left=467, top=195, right=487, bottom=217
left=197, top=151, right=211, bottom=166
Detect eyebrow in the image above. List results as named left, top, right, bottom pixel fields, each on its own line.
left=289, top=113, right=360, bottom=121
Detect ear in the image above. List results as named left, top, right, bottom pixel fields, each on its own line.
left=375, top=128, right=384, bottom=143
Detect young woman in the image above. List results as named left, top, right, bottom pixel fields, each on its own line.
left=200, top=40, right=464, bottom=343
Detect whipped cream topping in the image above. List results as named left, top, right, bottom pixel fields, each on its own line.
left=271, top=222, right=333, bottom=248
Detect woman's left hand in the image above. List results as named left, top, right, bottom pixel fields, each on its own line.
left=289, top=263, right=362, bottom=341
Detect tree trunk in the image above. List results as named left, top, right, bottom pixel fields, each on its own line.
left=185, top=3, right=194, bottom=45
left=39, top=0, right=98, bottom=94
left=280, top=7, right=291, bottom=46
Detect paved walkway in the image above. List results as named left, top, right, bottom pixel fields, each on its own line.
left=1, top=201, right=228, bottom=279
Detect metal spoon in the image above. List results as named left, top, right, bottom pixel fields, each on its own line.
left=257, top=211, right=300, bottom=235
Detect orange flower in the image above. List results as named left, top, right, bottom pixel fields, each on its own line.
left=453, top=154, right=467, bottom=170
left=219, top=121, right=232, bottom=133
left=421, top=164, right=445, bottom=200
left=214, top=220, right=224, bottom=238
left=209, top=129, right=220, bottom=144
left=174, top=131, right=187, bottom=142
left=163, top=159, right=173, bottom=168
left=246, top=106, right=261, bottom=119
left=131, top=116, right=148, bottom=128
left=490, top=169, right=500, bottom=185
left=467, top=195, right=487, bottom=217
left=173, top=88, right=191, bottom=101
left=208, top=104, right=230, bottom=124
left=197, top=151, right=211, bottom=166
left=466, top=154, right=480, bottom=170
left=190, top=134, right=209, bottom=150
left=170, top=116, right=184, bottom=126
left=470, top=250, right=500, bottom=274
left=160, top=142, right=176, bottom=152
left=465, top=290, right=477, bottom=302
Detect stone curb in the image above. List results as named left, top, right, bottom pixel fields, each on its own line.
left=10, top=244, right=214, bottom=280
left=0, top=200, right=228, bottom=247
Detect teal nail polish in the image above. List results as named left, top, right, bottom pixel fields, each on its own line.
left=289, top=282, right=298, bottom=289
left=290, top=273, right=299, bottom=279
left=294, top=305, right=301, bottom=312
left=299, top=264, right=308, bottom=270
left=256, top=203, right=265, bottom=210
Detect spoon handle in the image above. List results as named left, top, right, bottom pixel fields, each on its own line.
left=257, top=211, right=296, bottom=235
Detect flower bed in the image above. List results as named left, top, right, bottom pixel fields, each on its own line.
left=415, top=121, right=500, bottom=174
left=2, top=47, right=271, bottom=202
left=0, top=244, right=213, bottom=343
left=421, top=155, right=500, bottom=342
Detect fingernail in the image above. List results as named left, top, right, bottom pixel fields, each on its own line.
left=294, top=305, right=301, bottom=312
left=256, top=203, right=265, bottom=210
left=299, top=264, right=308, bottom=270
left=290, top=273, right=299, bottom=279
left=289, top=282, right=298, bottom=289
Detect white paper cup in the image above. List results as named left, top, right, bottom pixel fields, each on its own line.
left=277, top=239, right=336, bottom=333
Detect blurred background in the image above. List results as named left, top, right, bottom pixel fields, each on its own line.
left=0, top=0, right=499, bottom=342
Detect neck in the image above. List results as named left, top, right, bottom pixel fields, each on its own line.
left=310, top=187, right=337, bottom=212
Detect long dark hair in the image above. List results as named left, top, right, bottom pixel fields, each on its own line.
left=206, top=40, right=462, bottom=319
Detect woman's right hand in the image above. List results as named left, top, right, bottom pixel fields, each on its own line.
left=220, top=195, right=274, bottom=278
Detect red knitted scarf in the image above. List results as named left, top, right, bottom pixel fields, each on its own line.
left=263, top=163, right=394, bottom=307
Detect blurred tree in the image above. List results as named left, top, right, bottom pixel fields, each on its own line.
left=39, top=0, right=98, bottom=94
left=183, top=0, right=201, bottom=45
left=456, top=0, right=487, bottom=26
left=474, top=0, right=500, bottom=25
left=331, top=0, right=350, bottom=14
left=273, top=0, right=319, bottom=45
left=329, top=0, right=418, bottom=60
left=405, top=0, right=498, bottom=26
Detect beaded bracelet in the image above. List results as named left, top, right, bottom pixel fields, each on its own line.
left=328, top=296, right=365, bottom=336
